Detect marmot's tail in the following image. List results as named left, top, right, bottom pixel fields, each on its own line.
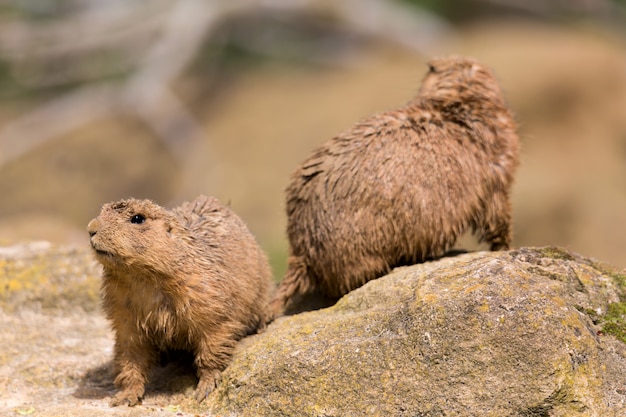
left=268, top=255, right=313, bottom=322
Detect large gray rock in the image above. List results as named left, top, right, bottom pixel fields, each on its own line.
left=210, top=247, right=626, bottom=417
left=1, top=244, right=625, bottom=416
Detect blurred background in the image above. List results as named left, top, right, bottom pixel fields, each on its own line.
left=0, top=0, right=625, bottom=278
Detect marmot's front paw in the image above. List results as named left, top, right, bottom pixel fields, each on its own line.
left=109, top=387, right=143, bottom=407
left=194, top=369, right=221, bottom=403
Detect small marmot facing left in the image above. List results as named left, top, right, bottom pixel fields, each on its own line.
left=87, top=195, right=273, bottom=406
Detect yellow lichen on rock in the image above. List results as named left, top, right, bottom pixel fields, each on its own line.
left=0, top=242, right=101, bottom=313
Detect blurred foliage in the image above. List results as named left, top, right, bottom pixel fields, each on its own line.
left=184, top=12, right=365, bottom=105
left=0, top=0, right=101, bottom=19
left=401, top=0, right=626, bottom=22
left=1, top=0, right=624, bottom=100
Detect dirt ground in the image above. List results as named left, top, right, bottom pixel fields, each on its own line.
left=0, top=243, right=218, bottom=416
left=0, top=308, right=224, bottom=417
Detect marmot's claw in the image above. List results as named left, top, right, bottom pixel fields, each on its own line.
left=194, top=371, right=219, bottom=402
left=109, top=389, right=142, bottom=407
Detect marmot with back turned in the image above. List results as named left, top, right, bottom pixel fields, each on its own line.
left=87, top=195, right=272, bottom=406
left=271, top=56, right=519, bottom=317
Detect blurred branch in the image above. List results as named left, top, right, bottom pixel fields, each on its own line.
left=0, top=0, right=451, bottom=167
left=0, top=1, right=169, bottom=87
left=0, top=85, right=118, bottom=165
left=339, top=0, right=448, bottom=56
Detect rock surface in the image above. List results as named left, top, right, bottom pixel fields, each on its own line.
left=211, top=246, right=626, bottom=417
left=1, top=243, right=626, bottom=416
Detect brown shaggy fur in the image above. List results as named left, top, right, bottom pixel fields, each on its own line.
left=271, top=56, right=519, bottom=317
left=87, top=195, right=272, bottom=406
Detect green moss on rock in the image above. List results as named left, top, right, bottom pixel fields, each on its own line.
left=539, top=245, right=578, bottom=262
left=600, top=302, right=626, bottom=343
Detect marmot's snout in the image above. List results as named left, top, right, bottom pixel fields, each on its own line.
left=87, top=218, right=100, bottom=238
left=87, top=218, right=108, bottom=256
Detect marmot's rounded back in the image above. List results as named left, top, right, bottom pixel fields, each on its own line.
left=272, top=56, right=519, bottom=315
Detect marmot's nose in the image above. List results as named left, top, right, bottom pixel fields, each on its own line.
left=87, top=218, right=100, bottom=237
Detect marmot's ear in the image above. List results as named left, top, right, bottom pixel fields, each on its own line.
left=165, top=221, right=177, bottom=236
left=158, top=211, right=178, bottom=236
left=164, top=216, right=183, bottom=237
left=468, top=63, right=480, bottom=78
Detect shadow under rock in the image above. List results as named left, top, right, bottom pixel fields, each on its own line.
left=281, top=248, right=470, bottom=317
left=73, top=351, right=198, bottom=401
left=283, top=289, right=340, bottom=316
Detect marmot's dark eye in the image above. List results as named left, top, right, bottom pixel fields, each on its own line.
left=130, top=214, right=146, bottom=224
